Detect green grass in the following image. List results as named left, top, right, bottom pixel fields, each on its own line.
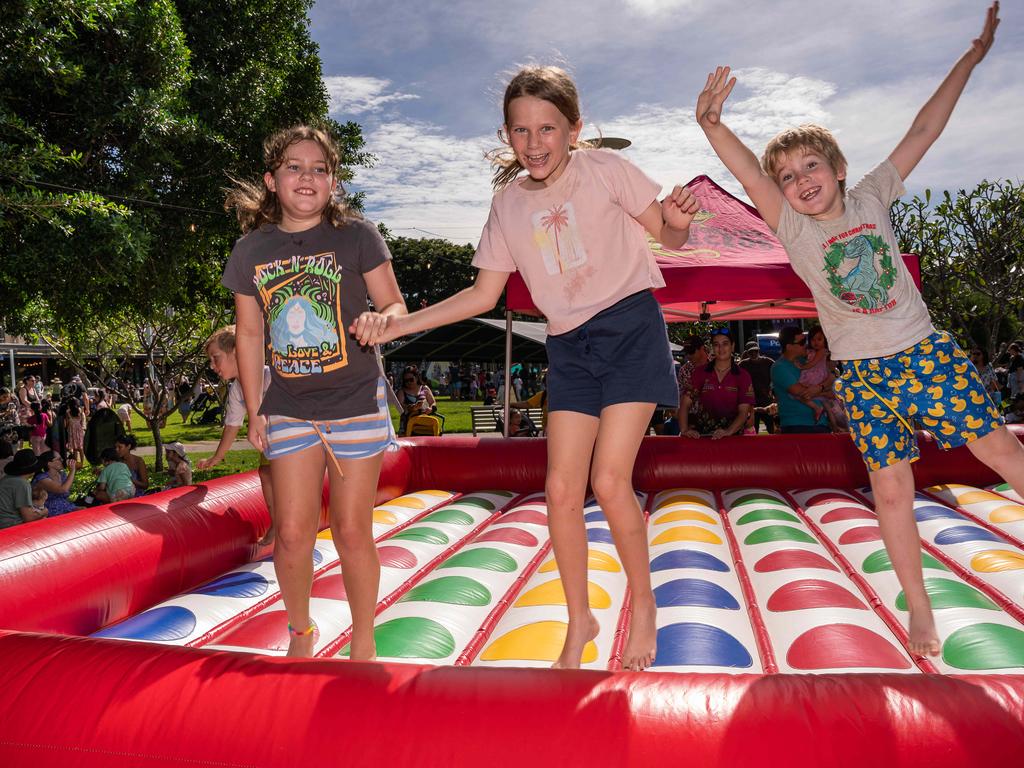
left=70, top=448, right=263, bottom=497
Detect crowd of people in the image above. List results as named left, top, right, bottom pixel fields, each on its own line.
left=0, top=370, right=200, bottom=529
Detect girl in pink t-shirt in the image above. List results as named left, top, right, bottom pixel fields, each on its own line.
left=376, top=65, right=700, bottom=671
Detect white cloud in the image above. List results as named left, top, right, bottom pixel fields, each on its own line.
left=623, top=0, right=701, bottom=15
left=354, top=121, right=496, bottom=243
left=324, top=75, right=419, bottom=116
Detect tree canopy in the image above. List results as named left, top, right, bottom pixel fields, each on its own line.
left=1, top=0, right=370, bottom=337
left=891, top=179, right=1024, bottom=357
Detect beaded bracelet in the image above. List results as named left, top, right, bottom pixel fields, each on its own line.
left=287, top=620, right=318, bottom=637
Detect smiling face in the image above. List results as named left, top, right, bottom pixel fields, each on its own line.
left=774, top=148, right=847, bottom=221
left=506, top=95, right=582, bottom=189
left=264, top=139, right=334, bottom=231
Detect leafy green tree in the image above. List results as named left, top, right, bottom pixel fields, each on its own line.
left=892, top=180, right=1024, bottom=357
left=386, top=236, right=479, bottom=311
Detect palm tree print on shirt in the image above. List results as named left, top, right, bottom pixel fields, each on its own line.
left=533, top=202, right=588, bottom=275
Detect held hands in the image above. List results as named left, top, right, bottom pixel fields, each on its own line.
left=966, top=2, right=999, bottom=65
left=662, top=185, right=701, bottom=231
left=696, top=66, right=737, bottom=129
left=348, top=311, right=391, bottom=346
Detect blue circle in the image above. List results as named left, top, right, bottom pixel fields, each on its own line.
left=653, top=622, right=753, bottom=668
left=934, top=525, right=1003, bottom=545
left=194, top=572, right=270, bottom=599
left=914, top=504, right=962, bottom=523
left=93, top=606, right=197, bottom=642
left=654, top=579, right=740, bottom=609
left=651, top=550, right=730, bottom=573
left=584, top=510, right=607, bottom=523
left=586, top=528, right=614, bottom=544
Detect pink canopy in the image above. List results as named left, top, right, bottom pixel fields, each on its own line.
left=505, top=175, right=921, bottom=322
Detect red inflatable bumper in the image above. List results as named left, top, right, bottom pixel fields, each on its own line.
left=1, top=431, right=1022, bottom=767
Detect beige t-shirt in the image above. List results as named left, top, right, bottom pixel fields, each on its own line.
left=472, top=149, right=665, bottom=335
left=776, top=160, right=934, bottom=360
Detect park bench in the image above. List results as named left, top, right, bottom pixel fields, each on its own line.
left=470, top=406, right=545, bottom=436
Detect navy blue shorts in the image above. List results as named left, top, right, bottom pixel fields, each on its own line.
left=546, top=290, right=678, bottom=417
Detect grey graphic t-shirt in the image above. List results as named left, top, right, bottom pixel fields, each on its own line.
left=222, top=218, right=390, bottom=420
left=776, top=159, right=934, bottom=360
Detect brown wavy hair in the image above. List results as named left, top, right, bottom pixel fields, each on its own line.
left=488, top=65, right=594, bottom=190
left=225, top=125, right=361, bottom=232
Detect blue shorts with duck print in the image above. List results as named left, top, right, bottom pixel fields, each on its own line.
left=837, top=331, right=1004, bottom=472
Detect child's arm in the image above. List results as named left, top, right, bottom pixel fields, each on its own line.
left=196, top=425, right=241, bottom=470
left=696, top=67, right=785, bottom=230
left=375, top=269, right=510, bottom=345
left=889, top=2, right=999, bottom=180
left=234, top=294, right=268, bottom=453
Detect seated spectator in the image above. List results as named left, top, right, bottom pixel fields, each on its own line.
left=0, top=387, right=20, bottom=447
left=0, top=440, right=12, bottom=474
left=93, top=447, right=135, bottom=503
left=739, top=341, right=776, bottom=434
left=32, top=451, right=80, bottom=516
left=507, top=408, right=539, bottom=437
left=796, top=326, right=848, bottom=433
left=398, top=368, right=437, bottom=435
left=510, top=369, right=549, bottom=434
left=679, top=329, right=755, bottom=439
left=164, top=442, right=193, bottom=489
left=115, top=435, right=149, bottom=495
left=0, top=449, right=47, bottom=528
left=772, top=326, right=830, bottom=434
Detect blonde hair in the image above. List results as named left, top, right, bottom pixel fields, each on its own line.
left=224, top=125, right=361, bottom=232
left=489, top=65, right=593, bottom=190
left=761, top=124, right=848, bottom=195
left=204, top=325, right=236, bottom=354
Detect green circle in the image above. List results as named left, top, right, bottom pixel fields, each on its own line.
left=438, top=547, right=518, bottom=572
left=736, top=508, right=800, bottom=525
left=862, top=549, right=948, bottom=573
left=421, top=509, right=475, bottom=525
left=342, top=617, right=456, bottom=659
left=400, top=575, right=492, bottom=606
left=895, top=578, right=998, bottom=611
left=943, top=623, right=1024, bottom=670
left=391, top=527, right=450, bottom=545
left=744, top=525, right=816, bottom=545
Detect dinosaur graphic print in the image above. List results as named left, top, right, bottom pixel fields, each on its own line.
left=822, top=225, right=897, bottom=314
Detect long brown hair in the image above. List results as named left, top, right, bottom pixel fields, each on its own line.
left=224, top=125, right=361, bottom=232
left=489, top=66, right=593, bottom=190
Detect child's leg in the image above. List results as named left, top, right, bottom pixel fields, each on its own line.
left=269, top=448, right=326, bottom=657
left=545, top=409, right=601, bottom=669
left=802, top=397, right=824, bottom=421
left=965, top=426, right=1024, bottom=496
left=591, top=401, right=658, bottom=671
left=327, top=452, right=384, bottom=662
left=257, top=462, right=276, bottom=546
left=869, top=460, right=939, bottom=657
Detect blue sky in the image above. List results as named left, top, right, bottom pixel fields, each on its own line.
left=310, top=0, right=1023, bottom=244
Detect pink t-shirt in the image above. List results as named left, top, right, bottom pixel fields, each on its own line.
left=472, top=149, right=665, bottom=335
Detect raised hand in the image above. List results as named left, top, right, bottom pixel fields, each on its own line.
left=967, top=2, right=999, bottom=65
left=696, top=66, right=737, bottom=128
left=662, top=185, right=701, bottom=231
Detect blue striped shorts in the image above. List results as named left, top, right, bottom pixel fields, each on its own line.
left=265, top=379, right=396, bottom=461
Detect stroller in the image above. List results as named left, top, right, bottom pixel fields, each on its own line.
left=405, top=411, right=446, bottom=437
left=493, top=408, right=539, bottom=437
left=189, top=390, right=223, bottom=425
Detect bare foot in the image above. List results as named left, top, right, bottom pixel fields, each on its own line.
left=286, top=627, right=317, bottom=658
left=810, top=402, right=824, bottom=421
left=907, top=606, right=941, bottom=657
left=258, top=525, right=276, bottom=547
left=621, top=597, right=657, bottom=671
left=552, top=612, right=600, bottom=669
left=348, top=631, right=377, bottom=662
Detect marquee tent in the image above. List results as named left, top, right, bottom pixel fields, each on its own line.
left=505, top=175, right=921, bottom=321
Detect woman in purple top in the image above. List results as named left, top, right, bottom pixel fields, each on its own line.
left=31, top=450, right=80, bottom=516
left=679, top=329, right=755, bottom=439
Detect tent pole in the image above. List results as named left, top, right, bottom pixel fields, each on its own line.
left=503, top=311, right=513, bottom=437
